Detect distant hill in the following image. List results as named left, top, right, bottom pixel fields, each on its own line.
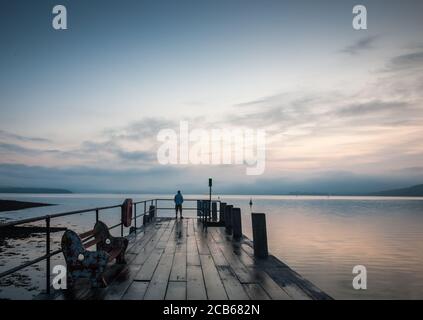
left=0, top=187, right=72, bottom=194
left=370, top=184, right=423, bottom=197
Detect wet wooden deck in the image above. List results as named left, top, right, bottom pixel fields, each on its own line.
left=57, top=218, right=332, bottom=300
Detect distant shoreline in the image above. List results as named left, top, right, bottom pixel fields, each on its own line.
left=0, top=200, right=54, bottom=212
left=0, top=187, right=72, bottom=194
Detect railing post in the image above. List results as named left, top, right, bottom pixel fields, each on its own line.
left=134, top=203, right=137, bottom=230
left=220, top=202, right=226, bottom=223
left=121, top=205, right=124, bottom=236
left=251, top=213, right=268, bottom=259
left=45, top=216, right=51, bottom=294
left=144, top=202, right=147, bottom=225
left=149, top=205, right=155, bottom=221
left=155, top=199, right=158, bottom=216
left=224, top=205, right=233, bottom=234
left=95, top=209, right=99, bottom=223
left=232, top=208, right=242, bottom=240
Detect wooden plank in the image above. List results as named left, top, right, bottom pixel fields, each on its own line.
left=261, top=267, right=312, bottom=300
left=144, top=252, right=175, bottom=300
left=122, top=281, right=149, bottom=300
left=105, top=264, right=142, bottom=300
left=134, top=249, right=164, bottom=281
left=174, top=220, right=186, bottom=247
left=243, top=284, right=271, bottom=300
left=194, top=227, right=211, bottom=255
left=157, top=220, right=176, bottom=249
left=216, top=229, right=306, bottom=300
left=216, top=266, right=250, bottom=300
left=105, top=220, right=171, bottom=300
left=187, top=265, right=207, bottom=300
left=199, top=254, right=228, bottom=300
left=126, top=221, right=164, bottom=255
left=187, top=222, right=201, bottom=266
left=165, top=281, right=186, bottom=300
left=169, top=251, right=187, bottom=281
left=246, top=267, right=291, bottom=300
left=133, top=220, right=170, bottom=265
left=207, top=239, right=229, bottom=267
left=210, top=232, right=255, bottom=284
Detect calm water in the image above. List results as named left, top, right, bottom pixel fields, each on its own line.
left=1, top=193, right=423, bottom=300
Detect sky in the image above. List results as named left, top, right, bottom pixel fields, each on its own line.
left=0, top=0, right=423, bottom=194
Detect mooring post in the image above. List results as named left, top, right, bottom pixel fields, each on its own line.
left=251, top=213, right=268, bottom=259
left=224, top=205, right=233, bottom=234
left=232, top=207, right=242, bottom=240
left=212, top=202, right=217, bottom=221
left=220, top=202, right=226, bottom=223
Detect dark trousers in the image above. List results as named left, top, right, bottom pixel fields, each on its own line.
left=175, top=204, right=182, bottom=216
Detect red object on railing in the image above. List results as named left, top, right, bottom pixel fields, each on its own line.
left=121, top=198, right=133, bottom=227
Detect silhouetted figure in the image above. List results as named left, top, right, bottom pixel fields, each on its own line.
left=174, top=190, right=184, bottom=219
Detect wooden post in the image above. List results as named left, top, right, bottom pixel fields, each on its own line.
left=220, top=202, right=226, bottom=222
left=212, top=202, right=217, bottom=221
left=224, top=205, right=233, bottom=234
left=232, top=208, right=242, bottom=240
left=251, top=213, right=268, bottom=259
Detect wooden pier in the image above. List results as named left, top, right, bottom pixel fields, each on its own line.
left=56, top=217, right=332, bottom=300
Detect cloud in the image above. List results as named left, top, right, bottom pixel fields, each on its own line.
left=0, top=130, right=51, bottom=143
left=104, top=117, right=175, bottom=142
left=340, top=35, right=378, bottom=55
left=334, top=100, right=409, bottom=117
left=0, top=142, right=61, bottom=155
left=384, top=51, right=423, bottom=72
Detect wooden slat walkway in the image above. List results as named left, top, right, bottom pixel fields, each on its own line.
left=57, top=217, right=332, bottom=300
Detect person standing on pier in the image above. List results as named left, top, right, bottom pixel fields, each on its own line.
left=174, top=190, right=184, bottom=219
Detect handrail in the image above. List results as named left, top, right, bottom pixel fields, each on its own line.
left=0, top=197, right=220, bottom=295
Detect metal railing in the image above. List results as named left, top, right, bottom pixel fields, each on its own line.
left=0, top=197, right=219, bottom=295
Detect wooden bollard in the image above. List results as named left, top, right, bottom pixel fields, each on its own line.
left=232, top=208, right=242, bottom=240
left=220, top=202, right=226, bottom=222
left=224, top=205, right=233, bottom=234
left=251, top=213, right=268, bottom=259
left=212, top=202, right=217, bottom=221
